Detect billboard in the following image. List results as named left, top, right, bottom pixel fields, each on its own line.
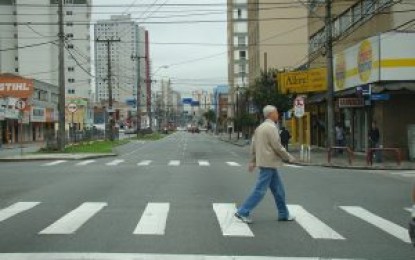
left=0, top=75, right=34, bottom=99
left=333, top=32, right=415, bottom=92
left=278, top=68, right=327, bottom=94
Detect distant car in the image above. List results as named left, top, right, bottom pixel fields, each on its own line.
left=410, top=185, right=415, bottom=246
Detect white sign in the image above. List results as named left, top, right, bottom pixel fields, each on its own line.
left=15, top=100, right=26, bottom=110
left=294, top=97, right=305, bottom=118
left=67, top=103, right=77, bottom=113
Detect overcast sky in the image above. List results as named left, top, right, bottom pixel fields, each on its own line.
left=92, top=0, right=228, bottom=96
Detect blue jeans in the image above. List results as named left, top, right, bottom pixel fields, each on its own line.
left=237, top=167, right=289, bottom=219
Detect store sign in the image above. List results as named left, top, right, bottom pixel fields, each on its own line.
left=294, top=96, right=305, bottom=118
left=334, top=32, right=415, bottom=92
left=278, top=68, right=327, bottom=94
left=371, top=93, right=390, bottom=101
left=0, top=77, right=34, bottom=98
left=338, top=98, right=364, bottom=108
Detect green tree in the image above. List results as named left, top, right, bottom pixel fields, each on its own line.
left=246, top=69, right=292, bottom=119
left=203, top=109, right=216, bottom=126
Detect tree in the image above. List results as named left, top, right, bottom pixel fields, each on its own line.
left=203, top=109, right=216, bottom=127
left=246, top=68, right=292, bottom=119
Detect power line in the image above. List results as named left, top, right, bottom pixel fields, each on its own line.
left=0, top=40, right=57, bottom=52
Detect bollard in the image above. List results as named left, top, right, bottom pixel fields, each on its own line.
left=300, top=145, right=304, bottom=162
left=307, top=145, right=311, bottom=163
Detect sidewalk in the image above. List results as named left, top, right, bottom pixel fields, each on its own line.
left=0, top=141, right=116, bottom=162
left=218, top=133, right=415, bottom=170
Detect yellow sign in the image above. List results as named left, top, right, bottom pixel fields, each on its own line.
left=278, top=68, right=327, bottom=94
left=358, top=40, right=373, bottom=82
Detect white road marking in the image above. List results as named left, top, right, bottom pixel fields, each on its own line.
left=134, top=203, right=170, bottom=235
left=106, top=159, right=125, bottom=166
left=213, top=203, right=254, bottom=237
left=198, top=160, right=210, bottom=166
left=168, top=160, right=181, bottom=166
left=340, top=206, right=411, bottom=243
left=226, top=162, right=241, bottom=167
left=283, top=164, right=304, bottom=168
left=39, top=202, right=107, bottom=235
left=137, top=160, right=152, bottom=166
left=76, top=160, right=96, bottom=166
left=287, top=205, right=345, bottom=240
left=0, top=253, right=359, bottom=260
left=42, top=160, right=67, bottom=166
left=0, top=202, right=41, bottom=223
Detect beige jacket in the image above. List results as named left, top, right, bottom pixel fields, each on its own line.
left=250, top=119, right=294, bottom=168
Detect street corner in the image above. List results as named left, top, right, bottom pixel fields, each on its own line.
left=0, top=153, right=118, bottom=162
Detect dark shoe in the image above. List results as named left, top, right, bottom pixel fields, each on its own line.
left=234, top=212, right=253, bottom=224
left=278, top=214, right=296, bottom=222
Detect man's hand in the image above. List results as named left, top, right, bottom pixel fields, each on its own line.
left=288, top=155, right=296, bottom=164
left=248, top=162, right=256, bottom=173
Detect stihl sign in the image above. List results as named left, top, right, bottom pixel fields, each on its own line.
left=0, top=76, right=34, bottom=98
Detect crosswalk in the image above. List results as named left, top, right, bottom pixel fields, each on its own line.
left=0, top=201, right=411, bottom=243
left=41, top=159, right=305, bottom=168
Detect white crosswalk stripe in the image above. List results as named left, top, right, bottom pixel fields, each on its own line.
left=198, top=160, right=210, bottom=166
left=0, top=202, right=41, bottom=223
left=340, top=206, right=411, bottom=243
left=168, top=160, right=181, bottom=166
left=283, top=164, right=304, bottom=168
left=42, top=160, right=67, bottom=166
left=134, top=203, right=170, bottom=235
left=288, top=205, right=345, bottom=240
left=226, top=162, right=241, bottom=167
left=213, top=203, right=254, bottom=237
left=404, top=207, right=412, bottom=213
left=106, top=159, right=125, bottom=166
left=39, top=202, right=107, bottom=235
left=76, top=160, right=96, bottom=166
left=137, top=160, right=152, bottom=166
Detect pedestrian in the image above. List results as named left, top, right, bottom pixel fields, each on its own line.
left=234, top=105, right=296, bottom=224
left=335, top=124, right=345, bottom=154
left=369, top=121, right=382, bottom=163
left=279, top=127, right=291, bottom=151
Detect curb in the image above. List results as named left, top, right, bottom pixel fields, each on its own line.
left=0, top=153, right=117, bottom=162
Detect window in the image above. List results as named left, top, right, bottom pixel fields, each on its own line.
left=68, top=67, right=75, bottom=72
left=333, top=18, right=340, bottom=38
left=340, top=10, right=352, bottom=33
left=66, top=33, right=74, bottom=38
left=67, top=89, right=75, bottom=94
left=234, top=22, right=247, bottom=33
left=66, top=11, right=73, bottom=15
left=15, top=68, right=18, bottom=73
left=66, top=22, right=73, bottom=26
left=238, top=36, right=246, bottom=47
left=68, top=78, right=75, bottom=83
left=362, top=0, right=375, bottom=20
left=67, top=44, right=74, bottom=49
left=352, top=3, right=362, bottom=25
left=240, top=50, right=246, bottom=59
left=15, top=56, right=18, bottom=61
left=379, top=0, right=392, bottom=7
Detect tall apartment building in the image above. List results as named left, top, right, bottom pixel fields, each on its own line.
left=247, top=0, right=308, bottom=85
left=94, top=15, right=150, bottom=126
left=227, top=0, right=249, bottom=122
left=306, top=0, right=415, bottom=158
left=0, top=0, right=92, bottom=99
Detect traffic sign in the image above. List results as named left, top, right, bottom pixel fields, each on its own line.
left=67, top=103, right=77, bottom=113
left=294, top=96, right=305, bottom=118
left=15, top=100, right=26, bottom=110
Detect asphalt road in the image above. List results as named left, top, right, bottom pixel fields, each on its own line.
left=0, top=132, right=413, bottom=260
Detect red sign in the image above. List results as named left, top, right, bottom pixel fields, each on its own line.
left=338, top=98, right=364, bottom=108
left=0, top=75, right=34, bottom=99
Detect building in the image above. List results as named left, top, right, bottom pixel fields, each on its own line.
left=306, top=0, right=415, bottom=158
left=227, top=0, right=249, bottom=123
left=247, top=0, right=308, bottom=85
left=94, top=15, right=150, bottom=128
left=0, top=74, right=59, bottom=146
left=213, top=85, right=229, bottom=132
left=0, top=0, right=92, bottom=99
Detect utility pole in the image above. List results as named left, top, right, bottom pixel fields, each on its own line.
left=325, top=0, right=335, bottom=148
left=131, top=54, right=146, bottom=138
left=96, top=38, right=120, bottom=141
left=57, top=0, right=66, bottom=151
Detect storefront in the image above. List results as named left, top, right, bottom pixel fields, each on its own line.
left=332, top=32, right=415, bottom=158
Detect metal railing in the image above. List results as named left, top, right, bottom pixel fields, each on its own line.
left=366, top=147, right=402, bottom=166
left=328, top=146, right=354, bottom=165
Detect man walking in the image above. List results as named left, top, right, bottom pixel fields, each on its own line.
left=235, top=105, right=296, bottom=224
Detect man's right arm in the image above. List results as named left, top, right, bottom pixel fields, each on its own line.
left=267, top=126, right=295, bottom=162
